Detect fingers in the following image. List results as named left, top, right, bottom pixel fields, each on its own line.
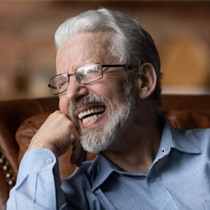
left=29, top=110, right=80, bottom=157
left=70, top=140, right=87, bottom=166
left=28, top=110, right=87, bottom=166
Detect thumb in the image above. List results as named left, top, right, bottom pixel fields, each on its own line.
left=70, top=140, right=87, bottom=166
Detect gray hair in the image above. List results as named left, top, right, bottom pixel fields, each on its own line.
left=55, top=8, right=161, bottom=102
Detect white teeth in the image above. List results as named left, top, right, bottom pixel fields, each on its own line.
left=78, top=107, right=105, bottom=120
left=82, top=114, right=100, bottom=124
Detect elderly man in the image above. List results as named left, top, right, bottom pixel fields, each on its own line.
left=7, top=8, right=210, bottom=210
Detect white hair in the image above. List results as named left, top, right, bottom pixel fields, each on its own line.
left=55, top=8, right=128, bottom=63
left=55, top=8, right=162, bottom=102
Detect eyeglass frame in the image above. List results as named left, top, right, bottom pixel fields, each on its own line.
left=48, top=63, right=135, bottom=95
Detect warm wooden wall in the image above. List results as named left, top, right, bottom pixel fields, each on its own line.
left=0, top=1, right=210, bottom=100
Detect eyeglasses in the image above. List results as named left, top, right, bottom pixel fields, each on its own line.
left=48, top=63, right=132, bottom=95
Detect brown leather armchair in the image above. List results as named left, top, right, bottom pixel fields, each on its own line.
left=1, top=95, right=210, bottom=210
left=0, top=97, right=58, bottom=209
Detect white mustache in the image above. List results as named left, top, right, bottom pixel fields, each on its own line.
left=68, top=95, right=108, bottom=123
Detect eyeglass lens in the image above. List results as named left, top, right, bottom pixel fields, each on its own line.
left=49, top=63, right=103, bottom=94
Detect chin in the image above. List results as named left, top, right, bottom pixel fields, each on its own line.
left=80, top=137, right=110, bottom=154
left=80, top=128, right=115, bottom=153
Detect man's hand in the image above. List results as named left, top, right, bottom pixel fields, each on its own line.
left=28, top=110, right=86, bottom=166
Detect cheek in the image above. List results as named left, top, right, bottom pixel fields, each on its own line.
left=59, top=97, right=69, bottom=115
left=93, top=82, right=125, bottom=107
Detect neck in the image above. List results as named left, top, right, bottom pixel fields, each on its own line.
left=102, top=101, right=163, bottom=173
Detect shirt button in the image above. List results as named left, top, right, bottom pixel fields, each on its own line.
left=46, top=158, right=53, bottom=164
left=149, top=176, right=155, bottom=182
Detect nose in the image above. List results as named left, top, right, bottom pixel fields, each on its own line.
left=65, top=76, right=89, bottom=102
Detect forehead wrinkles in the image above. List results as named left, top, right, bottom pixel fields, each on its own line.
left=56, top=32, right=114, bottom=72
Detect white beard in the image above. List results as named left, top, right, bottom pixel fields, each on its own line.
left=80, top=99, right=133, bottom=153
left=71, top=83, right=135, bottom=154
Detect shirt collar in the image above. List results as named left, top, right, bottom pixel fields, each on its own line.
left=89, top=118, right=202, bottom=192
left=89, top=154, right=117, bottom=192
left=162, top=120, right=202, bottom=154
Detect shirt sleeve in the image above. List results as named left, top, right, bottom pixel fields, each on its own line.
left=6, top=148, right=69, bottom=210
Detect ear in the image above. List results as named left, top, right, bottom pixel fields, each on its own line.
left=136, top=63, right=157, bottom=99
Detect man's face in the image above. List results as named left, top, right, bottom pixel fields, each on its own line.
left=57, top=32, right=137, bottom=153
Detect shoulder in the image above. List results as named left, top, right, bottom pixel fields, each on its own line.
left=170, top=125, right=210, bottom=154
left=185, top=128, right=210, bottom=147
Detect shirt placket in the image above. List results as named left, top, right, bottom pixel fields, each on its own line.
left=146, top=165, right=179, bottom=210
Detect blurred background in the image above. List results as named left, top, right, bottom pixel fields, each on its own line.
left=0, top=0, right=210, bottom=100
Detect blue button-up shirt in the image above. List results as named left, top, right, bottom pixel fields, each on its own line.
left=7, top=122, right=210, bottom=210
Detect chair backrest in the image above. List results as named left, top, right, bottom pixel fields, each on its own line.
left=1, top=94, right=210, bottom=210
left=0, top=97, right=58, bottom=210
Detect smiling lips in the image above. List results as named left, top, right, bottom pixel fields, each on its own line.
left=77, top=107, right=106, bottom=124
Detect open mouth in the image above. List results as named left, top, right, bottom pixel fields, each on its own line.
left=77, top=106, right=106, bottom=125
